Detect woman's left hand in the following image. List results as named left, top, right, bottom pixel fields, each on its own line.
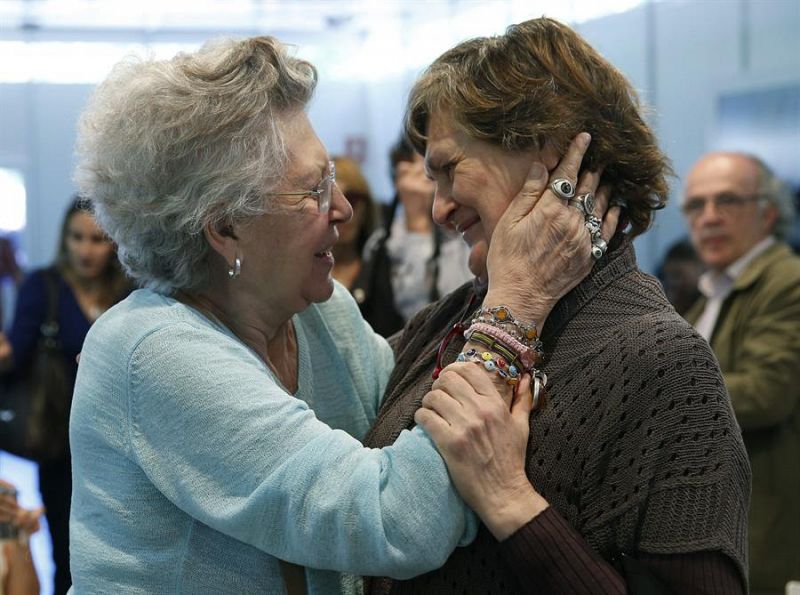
left=415, top=362, right=549, bottom=541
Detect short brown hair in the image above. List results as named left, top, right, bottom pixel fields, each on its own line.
left=405, top=17, right=671, bottom=237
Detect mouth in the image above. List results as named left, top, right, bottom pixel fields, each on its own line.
left=455, top=216, right=479, bottom=235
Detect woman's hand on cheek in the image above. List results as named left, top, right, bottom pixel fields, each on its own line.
left=484, top=132, right=620, bottom=328
left=415, top=363, right=549, bottom=541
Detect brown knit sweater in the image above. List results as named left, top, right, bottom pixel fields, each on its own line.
left=364, top=236, right=750, bottom=594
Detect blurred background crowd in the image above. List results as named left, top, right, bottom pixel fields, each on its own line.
left=0, top=1, right=798, bottom=593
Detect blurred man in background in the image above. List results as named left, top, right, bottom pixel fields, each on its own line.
left=682, top=152, right=800, bottom=595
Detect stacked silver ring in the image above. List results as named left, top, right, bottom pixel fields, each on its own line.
left=583, top=211, right=607, bottom=260
left=568, top=192, right=595, bottom=216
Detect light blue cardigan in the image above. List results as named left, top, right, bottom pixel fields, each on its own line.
left=69, top=283, right=476, bottom=594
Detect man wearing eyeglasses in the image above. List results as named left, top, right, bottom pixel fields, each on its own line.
left=682, top=151, right=800, bottom=595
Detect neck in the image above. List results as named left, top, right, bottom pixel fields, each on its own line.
left=182, top=283, right=293, bottom=363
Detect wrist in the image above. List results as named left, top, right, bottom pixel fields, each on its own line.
left=482, top=291, right=553, bottom=333
left=478, top=481, right=550, bottom=541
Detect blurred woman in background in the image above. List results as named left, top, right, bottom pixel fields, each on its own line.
left=0, top=198, right=130, bottom=594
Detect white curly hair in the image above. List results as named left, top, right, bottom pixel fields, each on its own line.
left=75, top=36, right=317, bottom=293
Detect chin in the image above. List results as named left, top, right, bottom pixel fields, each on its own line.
left=467, top=241, right=489, bottom=283
left=304, top=278, right=335, bottom=305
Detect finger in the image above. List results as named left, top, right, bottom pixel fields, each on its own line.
left=421, top=388, right=467, bottom=424
left=541, top=132, right=592, bottom=207
left=510, top=374, right=534, bottom=424
left=591, top=180, right=610, bottom=218
left=597, top=187, right=621, bottom=241
left=434, top=362, right=496, bottom=399
left=501, top=160, right=549, bottom=224
left=414, top=407, right=453, bottom=443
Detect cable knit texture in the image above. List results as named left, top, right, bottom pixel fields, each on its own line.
left=364, top=235, right=750, bottom=594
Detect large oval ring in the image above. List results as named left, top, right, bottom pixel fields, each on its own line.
left=550, top=178, right=575, bottom=200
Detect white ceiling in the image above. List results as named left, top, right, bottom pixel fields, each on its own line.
left=0, top=0, right=648, bottom=83
left=0, top=0, right=646, bottom=38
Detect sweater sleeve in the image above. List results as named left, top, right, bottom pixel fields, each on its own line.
left=126, top=322, right=476, bottom=579
left=499, top=508, right=744, bottom=594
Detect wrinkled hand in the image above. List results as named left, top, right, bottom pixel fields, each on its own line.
left=485, top=133, right=621, bottom=326
left=395, top=157, right=435, bottom=233
left=415, top=363, right=548, bottom=540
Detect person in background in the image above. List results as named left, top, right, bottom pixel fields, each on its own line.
left=0, top=479, right=41, bottom=595
left=656, top=238, right=704, bottom=316
left=329, top=156, right=392, bottom=331
left=386, top=136, right=472, bottom=321
left=0, top=237, right=22, bottom=327
left=0, top=198, right=131, bottom=594
left=351, top=137, right=473, bottom=338
left=682, top=151, right=800, bottom=595
left=364, top=17, right=749, bottom=594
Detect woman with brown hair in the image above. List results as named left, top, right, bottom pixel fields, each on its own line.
left=0, top=198, right=130, bottom=594
left=364, top=17, right=749, bottom=594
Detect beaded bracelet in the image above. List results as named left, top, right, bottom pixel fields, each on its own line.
left=463, top=329, right=523, bottom=370
left=456, top=348, right=521, bottom=386
left=472, top=305, right=541, bottom=349
left=465, top=323, right=543, bottom=370
left=456, top=348, right=549, bottom=410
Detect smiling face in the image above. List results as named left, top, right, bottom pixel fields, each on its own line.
left=424, top=109, right=557, bottom=283
left=683, top=153, right=776, bottom=272
left=64, top=210, right=114, bottom=280
left=233, top=111, right=352, bottom=315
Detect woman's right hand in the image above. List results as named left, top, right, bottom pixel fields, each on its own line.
left=415, top=363, right=549, bottom=541
left=484, top=133, right=621, bottom=328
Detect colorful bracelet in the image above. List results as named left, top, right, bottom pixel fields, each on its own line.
left=465, top=323, right=543, bottom=370
left=472, top=305, right=541, bottom=349
left=456, top=348, right=521, bottom=386
left=463, top=329, right=524, bottom=370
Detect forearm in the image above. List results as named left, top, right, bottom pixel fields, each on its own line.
left=498, top=508, right=745, bottom=595
left=499, top=507, right=625, bottom=594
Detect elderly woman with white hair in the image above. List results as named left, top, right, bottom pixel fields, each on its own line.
left=69, top=37, right=617, bottom=592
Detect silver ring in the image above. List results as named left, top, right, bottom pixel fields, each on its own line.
left=550, top=178, right=575, bottom=200
left=584, top=215, right=601, bottom=235
left=568, top=192, right=595, bottom=215
left=591, top=237, right=608, bottom=260
left=593, top=237, right=608, bottom=253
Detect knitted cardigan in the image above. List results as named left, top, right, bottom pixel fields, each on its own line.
left=364, top=235, right=750, bottom=594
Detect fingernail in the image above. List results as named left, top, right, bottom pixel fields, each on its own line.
left=530, top=162, right=546, bottom=179
left=578, top=132, right=591, bottom=148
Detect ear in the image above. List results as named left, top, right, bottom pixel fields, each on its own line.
left=761, top=202, right=780, bottom=235
left=203, top=219, right=239, bottom=269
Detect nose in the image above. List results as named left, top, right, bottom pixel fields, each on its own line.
left=329, top=183, right=353, bottom=225
left=432, top=184, right=456, bottom=228
left=696, top=199, right=724, bottom=225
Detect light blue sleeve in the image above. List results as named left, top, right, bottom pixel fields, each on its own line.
left=126, top=322, right=476, bottom=579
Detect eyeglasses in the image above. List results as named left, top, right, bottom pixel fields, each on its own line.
left=681, top=193, right=763, bottom=220
left=266, top=160, right=336, bottom=214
